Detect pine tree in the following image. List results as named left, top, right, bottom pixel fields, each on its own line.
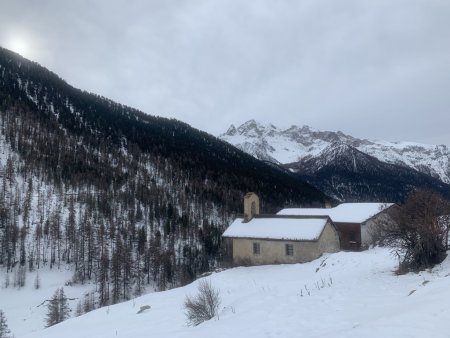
left=98, top=250, right=110, bottom=307
left=46, top=289, right=60, bottom=327
left=59, top=288, right=70, bottom=322
left=0, top=310, right=12, bottom=338
left=46, top=287, right=70, bottom=327
left=111, top=237, right=123, bottom=304
left=83, top=292, right=95, bottom=313
left=16, top=265, right=26, bottom=287
left=75, top=299, right=83, bottom=317
left=34, top=272, right=40, bottom=289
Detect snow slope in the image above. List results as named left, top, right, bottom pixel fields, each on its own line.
left=0, top=266, right=94, bottom=337
left=220, top=120, right=450, bottom=183
left=15, top=247, right=450, bottom=338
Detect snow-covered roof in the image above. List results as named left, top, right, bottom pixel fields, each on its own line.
left=277, top=203, right=394, bottom=224
left=222, top=216, right=329, bottom=241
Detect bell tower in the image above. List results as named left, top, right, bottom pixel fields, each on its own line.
left=243, top=192, right=260, bottom=222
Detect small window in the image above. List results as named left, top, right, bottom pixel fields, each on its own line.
left=285, top=244, right=294, bottom=256
left=253, top=242, right=260, bottom=255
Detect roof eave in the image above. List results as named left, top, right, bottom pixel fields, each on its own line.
left=222, top=236, right=320, bottom=242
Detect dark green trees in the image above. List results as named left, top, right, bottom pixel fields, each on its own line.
left=46, top=288, right=70, bottom=327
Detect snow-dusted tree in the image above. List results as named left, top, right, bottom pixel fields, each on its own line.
left=3, top=273, right=9, bottom=289
left=0, top=310, right=12, bottom=338
left=15, top=265, right=26, bottom=287
left=65, top=196, right=76, bottom=264
left=83, top=291, right=95, bottom=314
left=34, top=272, right=40, bottom=290
left=46, top=288, right=70, bottom=327
left=111, top=236, right=123, bottom=304
left=97, top=251, right=110, bottom=306
left=46, top=289, right=60, bottom=327
left=133, top=252, right=145, bottom=297
left=75, top=299, right=83, bottom=317
left=59, top=288, right=71, bottom=322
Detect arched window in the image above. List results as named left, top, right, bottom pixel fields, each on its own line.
left=251, top=201, right=256, bottom=216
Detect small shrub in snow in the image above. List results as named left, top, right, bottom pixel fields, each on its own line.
left=300, top=276, right=333, bottom=297
left=184, top=279, right=221, bottom=326
left=136, top=305, right=151, bottom=314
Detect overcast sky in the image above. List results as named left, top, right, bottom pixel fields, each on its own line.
left=1, top=0, right=450, bottom=145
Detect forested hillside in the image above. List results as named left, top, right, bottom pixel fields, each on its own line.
left=0, top=47, right=330, bottom=309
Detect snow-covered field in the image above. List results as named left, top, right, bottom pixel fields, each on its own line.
left=2, top=247, right=449, bottom=337
left=0, top=266, right=94, bottom=337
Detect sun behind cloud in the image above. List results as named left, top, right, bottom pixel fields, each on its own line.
left=7, top=36, right=29, bottom=57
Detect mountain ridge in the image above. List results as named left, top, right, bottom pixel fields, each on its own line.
left=220, top=120, right=450, bottom=202
left=0, top=47, right=329, bottom=207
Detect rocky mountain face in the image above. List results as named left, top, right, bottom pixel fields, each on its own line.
left=220, top=120, right=450, bottom=202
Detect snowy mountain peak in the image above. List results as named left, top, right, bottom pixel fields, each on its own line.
left=296, top=142, right=371, bottom=174
left=225, top=124, right=237, bottom=136
left=232, top=119, right=278, bottom=137
left=323, top=141, right=356, bottom=156
left=219, top=121, right=450, bottom=184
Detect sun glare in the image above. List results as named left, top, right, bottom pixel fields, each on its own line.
left=8, top=37, right=29, bottom=57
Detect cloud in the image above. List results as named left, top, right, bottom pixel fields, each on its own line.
left=1, top=0, right=449, bottom=145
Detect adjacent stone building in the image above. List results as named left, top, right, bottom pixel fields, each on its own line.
left=277, top=203, right=395, bottom=250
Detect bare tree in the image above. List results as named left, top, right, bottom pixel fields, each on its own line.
left=374, top=189, right=450, bottom=272
left=184, top=279, right=221, bottom=326
left=15, top=265, right=26, bottom=288
left=34, top=272, right=40, bottom=290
